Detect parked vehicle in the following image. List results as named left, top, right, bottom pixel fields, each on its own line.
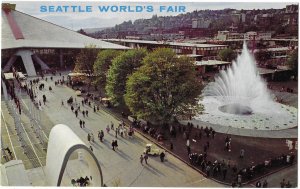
left=144, top=144, right=161, bottom=156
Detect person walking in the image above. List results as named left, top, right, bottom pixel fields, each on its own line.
left=98, top=131, right=101, bottom=141
left=89, top=146, right=93, bottom=152
left=222, top=168, right=227, bottom=180
left=111, top=121, right=114, bottom=130
left=240, top=149, right=245, bottom=159
left=144, top=153, right=148, bottom=164
left=115, top=128, right=118, bottom=138
left=286, top=181, right=292, bottom=188
left=85, top=110, right=88, bottom=117
left=93, top=106, right=96, bottom=113
left=75, top=110, right=78, bottom=118
left=114, top=140, right=118, bottom=150
left=237, top=174, right=242, bottom=187
left=280, top=179, right=286, bottom=188
left=160, top=151, right=165, bottom=162
left=100, top=131, right=104, bottom=142
left=87, top=134, right=91, bottom=143
left=206, top=165, right=211, bottom=177
left=112, top=140, right=115, bottom=151
left=140, top=155, right=144, bottom=165
left=82, top=110, right=85, bottom=117
left=256, top=180, right=262, bottom=188
left=79, top=120, right=82, bottom=128
left=106, top=125, right=110, bottom=133
left=263, top=180, right=268, bottom=188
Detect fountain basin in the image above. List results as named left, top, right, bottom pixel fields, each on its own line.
left=219, top=103, right=253, bottom=115
left=194, top=96, right=297, bottom=130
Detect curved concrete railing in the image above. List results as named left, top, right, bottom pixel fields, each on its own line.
left=45, top=124, right=103, bottom=186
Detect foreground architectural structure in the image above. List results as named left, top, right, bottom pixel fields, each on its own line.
left=2, top=3, right=128, bottom=76
left=45, top=124, right=103, bottom=186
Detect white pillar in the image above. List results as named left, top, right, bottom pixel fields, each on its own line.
left=16, top=50, right=37, bottom=77
left=59, top=49, right=64, bottom=68
left=32, top=54, right=50, bottom=70
left=192, top=47, right=197, bottom=55
left=3, top=55, right=17, bottom=72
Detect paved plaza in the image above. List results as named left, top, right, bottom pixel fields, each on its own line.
left=1, top=74, right=225, bottom=187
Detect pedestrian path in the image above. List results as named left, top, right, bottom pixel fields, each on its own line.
left=17, top=74, right=225, bottom=187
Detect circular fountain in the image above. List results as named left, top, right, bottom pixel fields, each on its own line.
left=192, top=43, right=297, bottom=136
left=218, top=103, right=253, bottom=115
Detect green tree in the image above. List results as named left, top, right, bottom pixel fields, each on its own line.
left=93, top=49, right=122, bottom=87
left=125, top=48, right=203, bottom=125
left=218, top=48, right=235, bottom=62
left=73, top=44, right=99, bottom=74
left=73, top=44, right=99, bottom=92
left=287, top=50, right=298, bottom=77
left=105, top=49, right=147, bottom=105
left=255, top=50, right=272, bottom=63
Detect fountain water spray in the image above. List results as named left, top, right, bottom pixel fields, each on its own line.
left=203, top=43, right=278, bottom=115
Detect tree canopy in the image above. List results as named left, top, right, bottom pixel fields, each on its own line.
left=73, top=44, right=99, bottom=74
left=93, top=49, right=122, bottom=87
left=125, top=48, right=203, bottom=125
left=255, top=50, right=272, bottom=63
left=105, top=49, right=147, bottom=105
left=287, top=50, right=298, bottom=76
left=218, top=48, right=235, bottom=62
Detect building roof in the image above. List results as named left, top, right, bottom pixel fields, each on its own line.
left=257, top=67, right=289, bottom=75
left=2, top=10, right=129, bottom=50
left=195, top=60, right=231, bottom=66
left=178, top=54, right=203, bottom=58
left=105, top=39, right=227, bottom=49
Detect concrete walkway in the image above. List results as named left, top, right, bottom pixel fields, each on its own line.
left=246, top=164, right=297, bottom=188
left=22, top=75, right=225, bottom=187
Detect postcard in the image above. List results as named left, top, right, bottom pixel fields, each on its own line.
left=1, top=1, right=298, bottom=187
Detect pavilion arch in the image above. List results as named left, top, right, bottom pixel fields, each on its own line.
left=45, top=124, right=103, bottom=186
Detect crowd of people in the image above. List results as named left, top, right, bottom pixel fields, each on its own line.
left=3, top=70, right=296, bottom=187
left=130, top=118, right=296, bottom=186
left=71, top=176, right=91, bottom=186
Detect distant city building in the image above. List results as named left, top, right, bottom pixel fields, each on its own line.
left=231, top=14, right=241, bottom=24
left=216, top=31, right=244, bottom=41
left=283, top=4, right=298, bottom=35
left=192, top=18, right=211, bottom=29
left=105, top=39, right=227, bottom=60
left=285, top=4, right=298, bottom=14
left=216, top=31, right=272, bottom=41
left=244, top=31, right=272, bottom=40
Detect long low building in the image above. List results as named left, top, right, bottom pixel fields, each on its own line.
left=104, top=38, right=228, bottom=59
left=2, top=3, right=129, bottom=76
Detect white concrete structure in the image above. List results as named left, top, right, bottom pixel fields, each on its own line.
left=2, top=7, right=129, bottom=76
left=45, top=124, right=103, bottom=186
left=1, top=160, right=31, bottom=186
left=1, top=9, right=129, bottom=50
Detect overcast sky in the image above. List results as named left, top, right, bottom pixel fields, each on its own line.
left=6, top=1, right=296, bottom=30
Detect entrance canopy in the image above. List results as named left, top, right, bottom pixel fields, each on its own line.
left=4, top=72, right=26, bottom=79
left=2, top=8, right=129, bottom=50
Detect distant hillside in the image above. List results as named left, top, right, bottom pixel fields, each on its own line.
left=83, top=27, right=111, bottom=34
left=89, top=4, right=298, bottom=40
